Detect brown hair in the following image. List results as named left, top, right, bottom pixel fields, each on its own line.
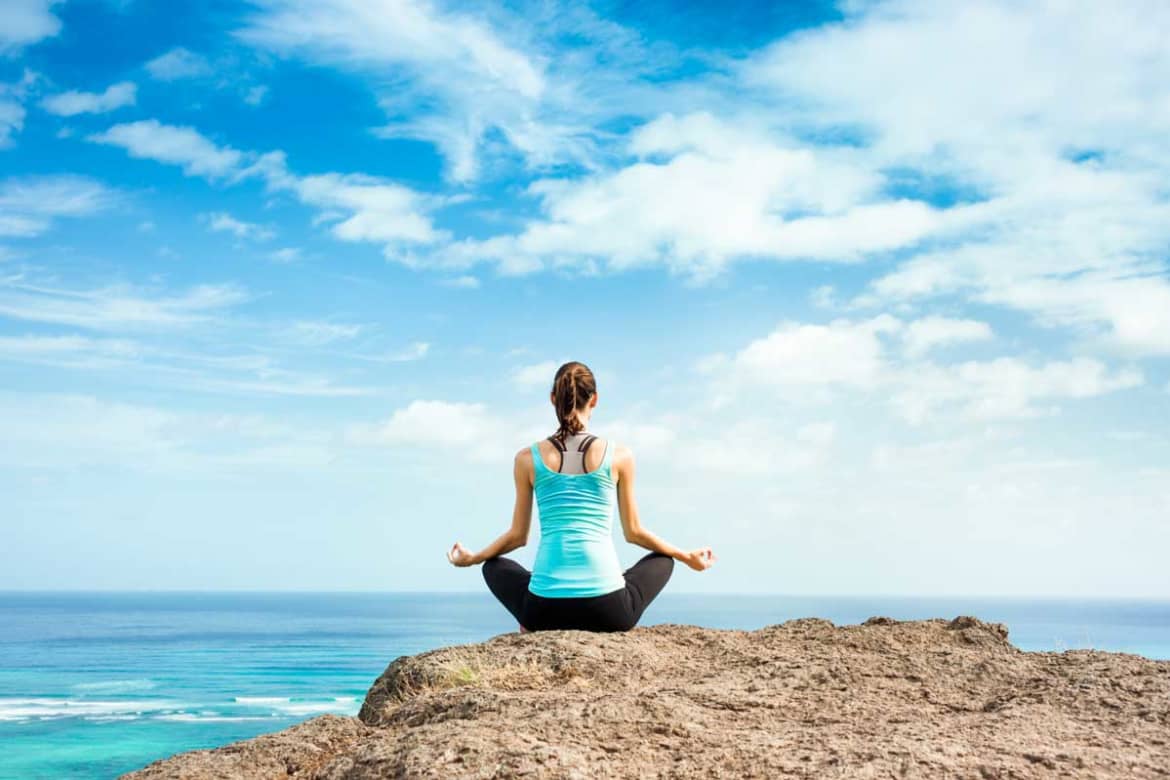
left=551, top=361, right=596, bottom=442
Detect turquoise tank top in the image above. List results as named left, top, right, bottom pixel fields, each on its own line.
left=527, top=438, right=626, bottom=598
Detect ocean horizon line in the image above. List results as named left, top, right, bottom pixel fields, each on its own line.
left=2, top=589, right=1168, bottom=603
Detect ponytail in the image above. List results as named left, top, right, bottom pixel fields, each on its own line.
left=551, top=361, right=596, bottom=442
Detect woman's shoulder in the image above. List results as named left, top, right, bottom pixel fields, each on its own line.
left=513, top=443, right=537, bottom=475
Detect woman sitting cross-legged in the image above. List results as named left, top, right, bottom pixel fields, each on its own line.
left=446, top=360, right=716, bottom=633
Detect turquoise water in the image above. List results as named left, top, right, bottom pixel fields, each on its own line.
left=2, top=592, right=1168, bottom=779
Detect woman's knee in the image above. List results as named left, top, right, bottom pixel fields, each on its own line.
left=651, top=553, right=674, bottom=579
left=482, top=555, right=525, bottom=585
left=635, top=551, right=674, bottom=573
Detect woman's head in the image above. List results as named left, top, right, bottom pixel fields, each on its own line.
left=550, top=361, right=597, bottom=440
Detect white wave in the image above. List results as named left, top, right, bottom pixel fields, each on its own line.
left=85, top=715, right=141, bottom=722
left=73, top=679, right=156, bottom=694
left=0, top=694, right=361, bottom=722
left=231, top=695, right=360, bottom=716
left=156, top=713, right=273, bottom=723
left=0, top=698, right=172, bottom=722
left=273, top=700, right=359, bottom=716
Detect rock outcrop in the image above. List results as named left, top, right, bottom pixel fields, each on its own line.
left=124, top=617, right=1170, bottom=778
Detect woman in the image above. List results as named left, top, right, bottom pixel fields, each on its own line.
left=446, top=360, right=716, bottom=632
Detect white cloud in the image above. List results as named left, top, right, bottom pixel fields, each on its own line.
left=238, top=0, right=547, bottom=182
left=0, top=0, right=62, bottom=54
left=268, top=247, right=301, bottom=263
left=796, top=421, right=836, bottom=448
left=288, top=320, right=363, bottom=345
left=89, top=123, right=444, bottom=250
left=980, top=272, right=1170, bottom=357
left=0, top=334, right=142, bottom=368
left=0, top=98, right=23, bottom=148
left=0, top=213, right=45, bottom=236
left=246, top=151, right=445, bottom=247
left=235, top=0, right=709, bottom=184
left=41, top=81, right=137, bottom=116
left=240, top=0, right=541, bottom=96
left=0, top=279, right=248, bottom=330
left=605, top=412, right=836, bottom=475
left=89, top=120, right=244, bottom=178
left=349, top=399, right=520, bottom=462
left=707, top=315, right=901, bottom=393
left=202, top=211, right=275, bottom=241
left=145, top=47, right=212, bottom=80
left=747, top=1, right=1170, bottom=169
left=0, top=326, right=373, bottom=398
left=440, top=274, right=479, bottom=289
left=392, top=341, right=430, bottom=361
left=605, top=416, right=679, bottom=452
left=704, top=315, right=1142, bottom=423
left=297, top=172, right=440, bottom=245
left=438, top=112, right=940, bottom=278
left=901, top=316, right=993, bottom=357
left=892, top=358, right=1144, bottom=424
left=243, top=85, right=269, bottom=106
left=0, top=70, right=39, bottom=148
left=177, top=370, right=371, bottom=398
left=688, top=419, right=838, bottom=475
left=740, top=0, right=1170, bottom=356
left=867, top=217, right=1170, bottom=356
left=0, top=393, right=338, bottom=472
left=511, top=360, right=558, bottom=390
left=349, top=341, right=430, bottom=363
left=0, top=175, right=115, bottom=237
left=0, top=393, right=183, bottom=469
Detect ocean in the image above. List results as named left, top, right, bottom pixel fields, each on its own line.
left=2, top=592, right=1168, bottom=779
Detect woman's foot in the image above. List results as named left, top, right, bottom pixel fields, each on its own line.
left=519, top=624, right=529, bottom=634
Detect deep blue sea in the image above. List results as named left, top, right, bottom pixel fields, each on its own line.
left=2, top=592, right=1167, bottom=779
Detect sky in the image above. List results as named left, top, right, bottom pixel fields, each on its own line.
left=1, top=0, right=1168, bottom=597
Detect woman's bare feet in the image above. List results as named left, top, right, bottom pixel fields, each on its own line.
left=519, top=624, right=529, bottom=634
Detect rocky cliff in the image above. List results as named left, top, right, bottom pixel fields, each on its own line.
left=123, top=617, right=1170, bottom=778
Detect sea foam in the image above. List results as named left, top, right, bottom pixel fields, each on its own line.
left=73, top=679, right=157, bottom=694
left=0, top=698, right=169, bottom=722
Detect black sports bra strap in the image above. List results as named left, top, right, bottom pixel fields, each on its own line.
left=547, top=435, right=566, bottom=472
left=578, top=434, right=597, bottom=470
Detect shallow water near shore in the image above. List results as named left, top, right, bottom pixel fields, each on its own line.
left=2, top=592, right=1167, bottom=779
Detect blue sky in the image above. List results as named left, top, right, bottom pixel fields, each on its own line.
left=1, top=0, right=1168, bottom=596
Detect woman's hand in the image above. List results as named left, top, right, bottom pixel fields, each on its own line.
left=446, top=542, right=478, bottom=567
left=681, top=547, right=717, bottom=572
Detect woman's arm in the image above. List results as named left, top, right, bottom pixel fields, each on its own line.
left=447, top=448, right=534, bottom=567
left=614, top=444, right=715, bottom=572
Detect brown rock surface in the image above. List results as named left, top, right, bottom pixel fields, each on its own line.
left=123, top=617, right=1170, bottom=779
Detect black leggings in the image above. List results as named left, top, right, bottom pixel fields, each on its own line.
left=482, top=552, right=674, bottom=632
